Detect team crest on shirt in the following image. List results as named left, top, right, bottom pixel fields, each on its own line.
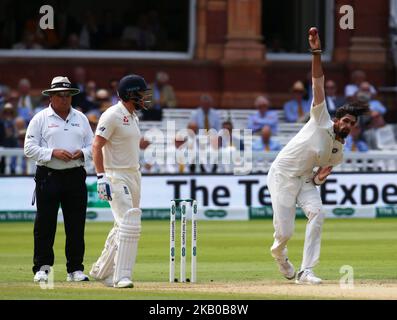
left=123, top=116, right=130, bottom=125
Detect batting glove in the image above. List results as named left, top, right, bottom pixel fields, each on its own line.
left=97, top=173, right=112, bottom=201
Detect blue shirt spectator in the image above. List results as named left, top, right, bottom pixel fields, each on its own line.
left=190, top=94, right=221, bottom=131
left=325, top=80, right=346, bottom=118
left=345, top=135, right=369, bottom=152
left=356, top=81, right=386, bottom=115
left=252, top=125, right=282, bottom=152
left=253, top=138, right=282, bottom=152
left=284, top=81, right=310, bottom=123
left=283, top=99, right=311, bottom=123
left=17, top=106, right=33, bottom=122
left=247, top=95, right=278, bottom=134
left=16, top=78, right=38, bottom=122
left=344, top=126, right=369, bottom=152
left=221, top=121, right=244, bottom=151
left=344, top=70, right=376, bottom=100
left=369, top=100, right=386, bottom=115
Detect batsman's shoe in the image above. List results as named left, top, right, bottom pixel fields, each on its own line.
left=67, top=270, right=89, bottom=282
left=295, top=269, right=322, bottom=285
left=33, top=271, right=48, bottom=283
left=114, top=278, right=134, bottom=288
left=275, top=257, right=296, bottom=280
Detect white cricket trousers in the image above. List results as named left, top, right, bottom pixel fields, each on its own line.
left=93, top=168, right=141, bottom=279
left=267, top=166, right=325, bottom=271
left=107, top=169, right=141, bottom=225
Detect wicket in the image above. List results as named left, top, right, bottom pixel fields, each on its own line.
left=170, top=199, right=198, bottom=283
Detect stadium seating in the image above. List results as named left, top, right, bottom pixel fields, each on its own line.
left=141, top=108, right=302, bottom=147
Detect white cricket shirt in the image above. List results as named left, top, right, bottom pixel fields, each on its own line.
left=24, top=105, right=93, bottom=170
left=272, top=99, right=344, bottom=178
left=96, top=102, right=141, bottom=170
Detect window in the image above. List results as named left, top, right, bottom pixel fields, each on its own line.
left=262, top=0, right=334, bottom=60
left=0, top=0, right=196, bottom=59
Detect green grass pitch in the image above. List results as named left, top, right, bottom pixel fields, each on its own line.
left=1, top=219, right=397, bottom=299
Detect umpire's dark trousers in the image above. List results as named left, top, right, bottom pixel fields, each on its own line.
left=33, top=166, right=87, bottom=274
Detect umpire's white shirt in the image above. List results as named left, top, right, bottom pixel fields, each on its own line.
left=24, top=105, right=93, bottom=170
left=96, top=102, right=140, bottom=170
left=272, top=79, right=344, bottom=177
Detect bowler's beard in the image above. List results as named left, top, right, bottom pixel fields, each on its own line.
left=336, top=127, right=349, bottom=139
left=333, top=123, right=349, bottom=140
left=339, top=131, right=349, bottom=139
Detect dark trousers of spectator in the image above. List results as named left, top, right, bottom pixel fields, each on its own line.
left=32, top=166, right=87, bottom=274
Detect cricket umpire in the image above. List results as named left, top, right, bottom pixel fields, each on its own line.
left=90, top=74, right=151, bottom=288
left=24, top=76, right=93, bottom=283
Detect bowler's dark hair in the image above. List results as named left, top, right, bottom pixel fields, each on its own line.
left=335, top=102, right=369, bottom=120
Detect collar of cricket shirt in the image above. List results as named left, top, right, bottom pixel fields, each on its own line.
left=119, top=101, right=138, bottom=121
left=334, top=139, right=344, bottom=148
left=47, top=104, right=74, bottom=121
left=328, top=125, right=336, bottom=141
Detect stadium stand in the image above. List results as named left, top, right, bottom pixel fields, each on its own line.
left=1, top=108, right=397, bottom=175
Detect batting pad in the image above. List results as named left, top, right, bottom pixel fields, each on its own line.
left=90, top=227, right=118, bottom=280
left=113, top=208, right=142, bottom=284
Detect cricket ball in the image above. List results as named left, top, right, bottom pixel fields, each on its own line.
left=309, top=27, right=318, bottom=37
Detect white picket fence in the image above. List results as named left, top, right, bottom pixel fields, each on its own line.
left=1, top=147, right=397, bottom=175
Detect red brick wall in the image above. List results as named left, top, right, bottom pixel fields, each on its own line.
left=0, top=0, right=394, bottom=112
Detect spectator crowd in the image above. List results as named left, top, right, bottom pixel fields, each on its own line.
left=0, top=4, right=186, bottom=52
left=1, top=67, right=396, bottom=175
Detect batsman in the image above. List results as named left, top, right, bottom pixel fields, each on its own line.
left=267, top=28, right=368, bottom=284
left=90, top=74, right=151, bottom=288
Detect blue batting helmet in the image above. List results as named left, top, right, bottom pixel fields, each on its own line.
left=117, top=74, right=152, bottom=108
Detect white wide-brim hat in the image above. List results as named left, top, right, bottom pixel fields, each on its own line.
left=42, top=76, right=80, bottom=96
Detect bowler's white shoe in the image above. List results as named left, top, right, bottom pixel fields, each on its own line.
left=33, top=271, right=48, bottom=283
left=295, top=269, right=322, bottom=285
left=67, top=270, right=89, bottom=282
left=275, top=257, right=296, bottom=280
left=114, top=278, right=134, bottom=288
